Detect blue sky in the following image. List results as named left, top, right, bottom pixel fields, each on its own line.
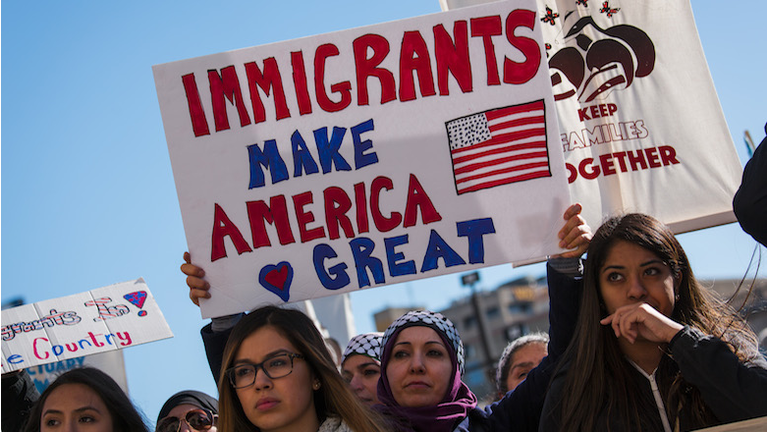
left=2, top=1, right=765, bottom=426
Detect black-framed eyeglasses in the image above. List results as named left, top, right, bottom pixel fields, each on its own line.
left=156, top=408, right=216, bottom=432
left=226, top=352, right=305, bottom=389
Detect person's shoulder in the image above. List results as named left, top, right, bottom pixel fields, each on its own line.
left=318, top=416, right=349, bottom=432
left=453, top=405, right=505, bottom=432
left=452, top=410, right=476, bottom=431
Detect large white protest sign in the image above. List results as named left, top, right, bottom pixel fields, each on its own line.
left=153, top=0, right=571, bottom=319
left=1, top=279, right=172, bottom=373
left=440, top=0, right=743, bottom=233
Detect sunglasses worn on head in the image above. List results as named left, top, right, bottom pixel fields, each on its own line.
left=156, top=408, right=216, bottom=432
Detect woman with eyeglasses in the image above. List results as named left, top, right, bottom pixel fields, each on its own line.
left=23, top=367, right=149, bottom=432
left=216, top=305, right=390, bottom=432
left=156, top=390, right=218, bottom=432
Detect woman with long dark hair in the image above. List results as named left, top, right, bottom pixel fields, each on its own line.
left=540, top=213, right=767, bottom=431
left=215, top=305, right=389, bottom=432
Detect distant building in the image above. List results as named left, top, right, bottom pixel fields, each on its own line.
left=374, top=306, right=426, bottom=332
left=440, top=274, right=549, bottom=399
left=704, top=277, right=767, bottom=349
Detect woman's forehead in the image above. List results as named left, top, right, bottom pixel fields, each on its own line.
left=602, top=240, right=663, bottom=266
left=237, top=325, right=298, bottom=358
left=394, top=326, right=444, bottom=344
left=342, top=354, right=381, bottom=372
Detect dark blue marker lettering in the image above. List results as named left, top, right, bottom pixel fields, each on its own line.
left=384, top=234, right=416, bottom=276
left=351, top=118, right=378, bottom=169
left=248, top=139, right=289, bottom=188
left=313, top=244, right=350, bottom=290
left=314, top=126, right=351, bottom=174
left=456, top=218, right=496, bottom=264
left=350, top=237, right=385, bottom=287
left=291, top=130, right=319, bottom=177
left=421, top=229, right=465, bottom=272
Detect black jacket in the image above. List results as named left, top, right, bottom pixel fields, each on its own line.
left=452, top=264, right=582, bottom=432
left=540, top=326, right=767, bottom=431
left=733, top=131, right=766, bottom=246
left=2, top=369, right=40, bottom=432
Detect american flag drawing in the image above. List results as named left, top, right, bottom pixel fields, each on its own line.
left=445, top=100, right=550, bottom=195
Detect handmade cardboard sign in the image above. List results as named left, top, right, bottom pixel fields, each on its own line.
left=153, top=0, right=571, bottom=318
left=25, top=351, right=128, bottom=394
left=1, top=279, right=172, bottom=373
left=440, top=0, right=743, bottom=233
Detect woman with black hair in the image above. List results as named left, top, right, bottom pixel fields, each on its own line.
left=24, top=367, right=149, bottom=432
left=541, top=213, right=767, bottom=431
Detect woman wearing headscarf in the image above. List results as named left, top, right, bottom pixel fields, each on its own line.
left=375, top=305, right=568, bottom=431
left=341, top=333, right=384, bottom=406
left=495, top=333, right=549, bottom=399
left=156, top=390, right=219, bottom=432
left=373, top=204, right=591, bottom=432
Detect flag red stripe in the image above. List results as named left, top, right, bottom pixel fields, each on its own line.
left=453, top=151, right=549, bottom=175
left=457, top=170, right=550, bottom=194
left=488, top=115, right=545, bottom=132
left=452, top=140, right=546, bottom=164
left=484, top=100, right=544, bottom=121
left=456, top=161, right=550, bottom=184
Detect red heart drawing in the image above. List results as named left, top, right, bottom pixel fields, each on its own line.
left=259, top=262, right=293, bottom=302
left=264, top=265, right=288, bottom=290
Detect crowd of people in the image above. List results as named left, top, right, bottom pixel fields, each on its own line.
left=3, top=184, right=767, bottom=432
